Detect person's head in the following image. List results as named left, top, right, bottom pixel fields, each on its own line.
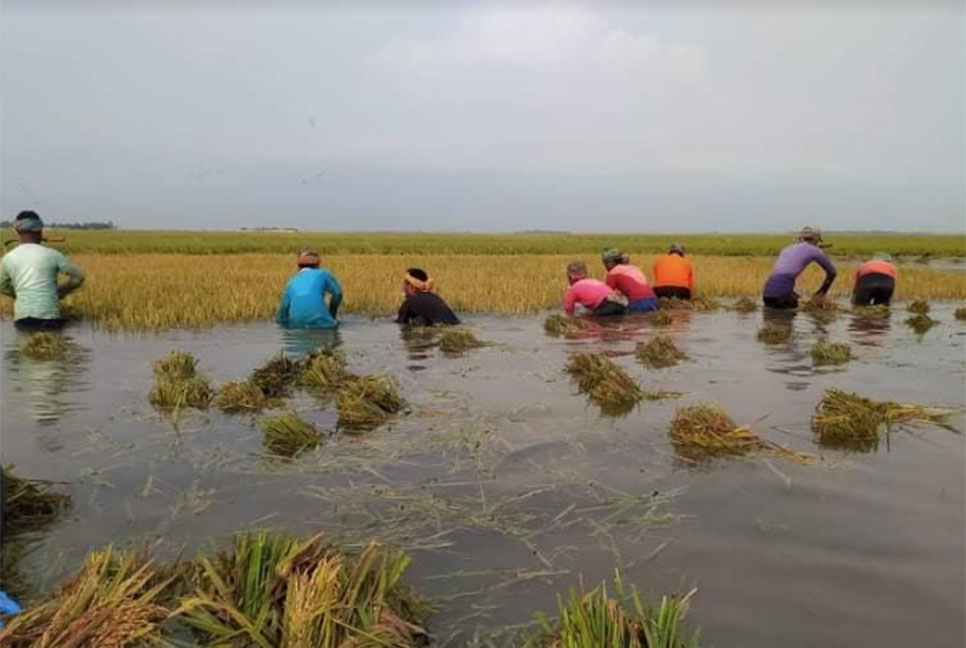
left=567, top=260, right=588, bottom=284
left=403, top=267, right=434, bottom=296
left=600, top=248, right=626, bottom=270
left=668, top=243, right=686, bottom=257
left=296, top=249, right=320, bottom=269
left=797, top=226, right=824, bottom=247
left=13, top=210, right=43, bottom=243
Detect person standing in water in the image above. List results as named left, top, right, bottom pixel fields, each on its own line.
left=275, top=250, right=342, bottom=328
left=396, top=267, right=460, bottom=326
left=564, top=260, right=626, bottom=316
left=852, top=252, right=897, bottom=306
left=0, top=211, right=85, bottom=330
left=762, top=227, right=837, bottom=309
left=652, top=243, right=694, bottom=300
left=601, top=248, right=659, bottom=312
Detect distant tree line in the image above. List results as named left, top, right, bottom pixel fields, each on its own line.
left=0, top=220, right=117, bottom=230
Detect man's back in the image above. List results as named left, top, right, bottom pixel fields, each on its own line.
left=0, top=244, right=81, bottom=320
left=278, top=268, right=341, bottom=328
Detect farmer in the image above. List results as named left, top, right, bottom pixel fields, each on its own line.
left=762, top=227, right=836, bottom=309
left=275, top=250, right=342, bottom=328
left=652, top=243, right=694, bottom=300
left=565, top=260, right=626, bottom=316
left=601, top=248, right=659, bottom=312
left=0, top=211, right=85, bottom=330
left=396, top=267, right=460, bottom=326
left=852, top=252, right=897, bottom=306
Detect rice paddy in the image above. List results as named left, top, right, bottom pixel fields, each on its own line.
left=214, top=379, right=273, bottom=413
left=651, top=311, right=675, bottom=327
left=18, top=333, right=66, bottom=360
left=544, top=314, right=592, bottom=337
left=251, top=352, right=302, bottom=398
left=301, top=348, right=355, bottom=393
left=260, top=411, right=322, bottom=457
left=635, top=336, right=688, bottom=369
left=799, top=297, right=841, bottom=322
left=565, top=353, right=644, bottom=415
left=438, top=328, right=486, bottom=354
left=756, top=323, right=793, bottom=344
left=811, top=340, right=853, bottom=366
left=907, top=299, right=931, bottom=314
left=956, top=307, right=966, bottom=320
left=905, top=313, right=939, bottom=335
left=149, top=350, right=213, bottom=411
left=336, top=375, right=407, bottom=431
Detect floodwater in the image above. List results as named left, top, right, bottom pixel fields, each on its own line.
left=1, top=304, right=964, bottom=647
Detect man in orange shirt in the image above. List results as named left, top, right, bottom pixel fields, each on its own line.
left=652, top=244, right=694, bottom=300
left=853, top=252, right=896, bottom=306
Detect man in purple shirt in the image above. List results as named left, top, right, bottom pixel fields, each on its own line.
left=762, top=227, right=837, bottom=309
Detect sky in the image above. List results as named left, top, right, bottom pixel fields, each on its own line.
left=1, top=1, right=963, bottom=232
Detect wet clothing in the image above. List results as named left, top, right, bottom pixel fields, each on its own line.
left=653, top=254, right=694, bottom=294
left=763, top=242, right=836, bottom=299
left=856, top=259, right=897, bottom=281
left=276, top=267, right=342, bottom=329
left=626, top=298, right=659, bottom=313
left=593, top=300, right=627, bottom=316
left=654, top=286, right=692, bottom=300
left=605, top=264, right=656, bottom=302
left=763, top=293, right=799, bottom=310
left=853, top=273, right=895, bottom=306
left=0, top=243, right=85, bottom=322
left=397, top=292, right=460, bottom=326
left=565, top=278, right=619, bottom=315
left=14, top=317, right=65, bottom=331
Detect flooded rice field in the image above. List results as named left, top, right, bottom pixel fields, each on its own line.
left=2, top=304, right=964, bottom=647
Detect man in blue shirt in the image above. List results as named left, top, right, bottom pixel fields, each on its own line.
left=276, top=250, right=342, bottom=328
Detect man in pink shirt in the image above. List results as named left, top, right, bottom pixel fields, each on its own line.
left=564, top=261, right=626, bottom=316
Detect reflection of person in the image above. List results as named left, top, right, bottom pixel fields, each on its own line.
left=275, top=250, right=342, bottom=328
left=601, top=248, right=659, bottom=312
left=565, top=261, right=625, bottom=316
left=852, top=253, right=896, bottom=306
left=653, top=244, right=694, bottom=300
left=0, top=211, right=85, bottom=331
left=396, top=268, right=460, bottom=326
left=762, top=227, right=836, bottom=309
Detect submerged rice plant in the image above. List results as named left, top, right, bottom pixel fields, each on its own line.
left=636, top=335, right=688, bottom=369
left=215, top=380, right=272, bottom=413
left=260, top=411, right=322, bottom=457
left=153, top=350, right=198, bottom=381
left=149, top=351, right=212, bottom=410
left=905, top=313, right=939, bottom=335
left=800, top=297, right=840, bottom=322
left=690, top=296, right=721, bottom=312
left=0, top=546, right=171, bottom=648
left=566, top=353, right=644, bottom=414
left=544, top=314, right=592, bottom=337
left=438, top=328, right=485, bottom=354
left=651, top=310, right=674, bottom=327
left=251, top=353, right=302, bottom=398
left=955, top=306, right=966, bottom=320
left=301, top=348, right=355, bottom=393
left=19, top=332, right=66, bottom=360
left=177, top=531, right=429, bottom=648
left=658, top=297, right=692, bottom=311
left=811, top=340, right=853, bottom=366
left=852, top=304, right=891, bottom=319
left=906, top=299, right=930, bottom=314
left=2, top=466, right=70, bottom=534
left=732, top=296, right=759, bottom=313
left=756, top=323, right=793, bottom=344
left=337, top=375, right=406, bottom=431
left=525, top=571, right=699, bottom=648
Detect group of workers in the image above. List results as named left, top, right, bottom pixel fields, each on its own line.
left=0, top=211, right=898, bottom=332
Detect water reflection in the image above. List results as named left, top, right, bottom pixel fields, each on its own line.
left=399, top=326, right=440, bottom=369
left=848, top=309, right=892, bottom=345
left=280, top=327, right=342, bottom=358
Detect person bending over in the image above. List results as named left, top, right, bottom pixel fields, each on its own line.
left=653, top=244, right=694, bottom=300
left=0, top=211, right=85, bottom=330
left=852, top=252, right=896, bottom=306
left=396, top=268, right=460, bottom=326
left=564, top=261, right=625, bottom=316
left=762, top=227, right=836, bottom=309
left=601, top=248, right=659, bottom=312
left=276, top=250, right=342, bottom=328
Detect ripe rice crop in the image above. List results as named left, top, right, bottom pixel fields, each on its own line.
left=438, top=328, right=485, bottom=354
left=811, top=340, right=853, bottom=366
left=757, top=323, right=793, bottom=344
left=635, top=335, right=688, bottom=369
left=565, top=353, right=644, bottom=415
left=260, top=411, right=322, bottom=457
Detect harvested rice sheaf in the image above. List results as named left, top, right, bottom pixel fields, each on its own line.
left=905, top=313, right=939, bottom=334
left=149, top=351, right=212, bottom=410
left=250, top=352, right=302, bottom=398
left=691, top=296, right=721, bottom=311
left=811, top=340, right=853, bottom=366
left=955, top=307, right=966, bottom=321
left=438, top=328, right=485, bottom=354
left=757, top=323, right=793, bottom=344
left=651, top=310, right=674, bottom=327
left=658, top=297, right=692, bottom=311
left=0, top=546, right=171, bottom=648
left=260, top=411, right=322, bottom=457
left=215, top=380, right=271, bottom=413
left=566, top=353, right=643, bottom=414
left=670, top=403, right=810, bottom=464
left=852, top=304, right=891, bottom=319
left=525, top=572, right=699, bottom=648
left=544, top=314, right=591, bottom=337
left=732, top=296, right=759, bottom=313
left=635, top=335, right=688, bottom=369
left=906, top=299, right=930, bottom=314
left=301, top=348, right=355, bottom=392
left=19, top=332, right=66, bottom=360
left=153, top=350, right=198, bottom=381
left=337, top=375, right=406, bottom=431
left=800, top=297, right=840, bottom=322
left=2, top=466, right=70, bottom=534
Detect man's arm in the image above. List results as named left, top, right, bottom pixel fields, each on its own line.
left=325, top=274, right=343, bottom=318
left=56, top=255, right=85, bottom=298
left=564, top=286, right=577, bottom=315
left=275, top=283, right=291, bottom=325
left=687, top=262, right=695, bottom=292
left=812, top=251, right=837, bottom=296
left=396, top=297, right=412, bottom=324
left=0, top=261, right=15, bottom=298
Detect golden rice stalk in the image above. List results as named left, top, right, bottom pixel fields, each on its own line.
left=851, top=304, right=891, bottom=319
left=690, top=296, right=721, bottom=311
left=438, top=328, right=485, bottom=354
left=544, top=314, right=591, bottom=337
left=811, top=340, right=852, bottom=366
left=337, top=375, right=406, bottom=432
left=251, top=353, right=302, bottom=398
left=2, top=466, right=70, bottom=534
left=800, top=297, right=840, bottom=322
left=260, top=411, right=322, bottom=457
left=732, top=296, right=759, bottom=313
left=300, top=348, right=354, bottom=393
left=658, top=297, right=692, bottom=311
left=906, top=299, right=930, bottom=314
left=19, top=332, right=66, bottom=360
left=635, top=335, right=688, bottom=369
left=955, top=306, right=966, bottom=320
left=565, top=353, right=643, bottom=414
left=149, top=376, right=212, bottom=410
left=756, top=323, right=793, bottom=344
left=651, top=310, right=674, bottom=327
left=905, top=313, right=938, bottom=334
left=153, top=350, right=198, bottom=380
left=215, top=380, right=271, bottom=413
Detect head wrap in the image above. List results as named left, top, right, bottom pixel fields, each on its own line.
left=404, top=272, right=435, bottom=292
left=13, top=215, right=43, bottom=233
left=668, top=243, right=685, bottom=256
left=797, top=226, right=824, bottom=245
left=297, top=250, right=320, bottom=267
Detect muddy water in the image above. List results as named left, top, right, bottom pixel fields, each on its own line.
left=1, top=304, right=964, bottom=647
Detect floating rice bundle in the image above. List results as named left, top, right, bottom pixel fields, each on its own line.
left=149, top=351, right=212, bottom=410
left=565, top=353, right=643, bottom=414
left=215, top=380, right=271, bottom=413
left=811, top=340, right=853, bottom=366
left=812, top=387, right=950, bottom=450
left=658, top=297, right=692, bottom=311
left=905, top=313, right=938, bottom=334
left=635, top=335, right=688, bottom=369
left=337, top=375, right=406, bottom=431
left=732, top=296, right=759, bottom=313
left=756, top=322, right=793, bottom=344
left=0, top=546, right=171, bottom=648
left=250, top=352, right=302, bottom=398
left=651, top=310, right=674, bottom=327
left=906, top=299, right=930, bottom=314
left=800, top=297, right=840, bottom=322
left=438, top=327, right=486, bottom=354
left=544, top=314, right=591, bottom=337
left=670, top=403, right=810, bottom=464
left=852, top=304, right=891, bottom=319
left=301, top=348, right=355, bottom=392
left=955, top=307, right=966, bottom=321
left=19, top=332, right=66, bottom=360
left=2, top=466, right=70, bottom=534
left=690, top=296, right=721, bottom=311
left=177, top=531, right=429, bottom=648
left=259, top=411, right=322, bottom=457
left=526, top=572, right=698, bottom=648
left=153, top=350, right=197, bottom=381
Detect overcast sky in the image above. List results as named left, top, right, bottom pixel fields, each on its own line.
left=1, top=1, right=963, bottom=232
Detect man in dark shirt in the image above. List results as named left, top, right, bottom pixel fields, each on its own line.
left=396, top=267, right=460, bottom=326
